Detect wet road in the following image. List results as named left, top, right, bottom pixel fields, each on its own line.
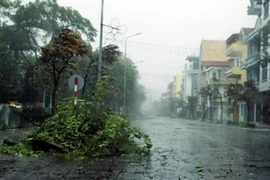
left=129, top=118, right=270, bottom=180
left=1, top=117, right=270, bottom=180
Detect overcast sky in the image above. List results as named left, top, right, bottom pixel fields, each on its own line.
left=57, top=0, right=257, bottom=100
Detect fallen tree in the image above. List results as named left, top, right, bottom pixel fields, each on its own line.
left=0, top=76, right=152, bottom=159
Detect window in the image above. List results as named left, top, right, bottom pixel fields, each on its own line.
left=262, top=66, right=268, bottom=81
left=247, top=71, right=252, bottom=80
left=264, top=0, right=269, bottom=17
left=236, top=58, right=241, bottom=67
left=213, top=71, right=217, bottom=80
left=193, top=61, right=199, bottom=70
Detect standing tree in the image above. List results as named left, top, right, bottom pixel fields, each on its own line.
left=242, top=79, right=258, bottom=122
left=226, top=79, right=258, bottom=123
left=0, top=0, right=97, bottom=103
left=77, top=44, right=121, bottom=99
left=187, top=96, right=198, bottom=119
left=226, top=83, right=243, bottom=122
left=199, top=85, right=213, bottom=121
left=39, top=28, right=91, bottom=109
left=214, top=88, right=223, bottom=123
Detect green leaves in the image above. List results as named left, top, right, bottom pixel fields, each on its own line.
left=0, top=142, right=36, bottom=157
left=0, top=75, right=152, bottom=159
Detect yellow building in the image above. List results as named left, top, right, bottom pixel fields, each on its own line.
left=173, top=73, right=183, bottom=99
left=200, top=40, right=228, bottom=62
left=200, top=40, right=230, bottom=87
left=225, top=28, right=252, bottom=84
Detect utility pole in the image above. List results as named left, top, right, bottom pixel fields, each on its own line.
left=98, top=0, right=104, bottom=81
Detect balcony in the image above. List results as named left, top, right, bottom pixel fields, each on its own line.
left=187, top=69, right=199, bottom=75
left=264, top=1, right=269, bottom=18
left=247, top=0, right=262, bottom=15
left=209, top=78, right=237, bottom=85
left=245, top=54, right=260, bottom=67
left=226, top=43, right=247, bottom=57
left=225, top=67, right=245, bottom=79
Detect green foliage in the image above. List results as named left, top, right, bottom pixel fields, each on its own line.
left=105, top=57, right=145, bottom=115
left=37, top=28, right=92, bottom=108
left=225, top=102, right=234, bottom=116
left=0, top=0, right=97, bottom=103
left=239, top=122, right=256, bottom=128
left=226, top=83, right=243, bottom=103
left=1, top=76, right=152, bottom=159
left=29, top=99, right=151, bottom=159
left=226, top=80, right=258, bottom=122
left=0, top=142, right=36, bottom=157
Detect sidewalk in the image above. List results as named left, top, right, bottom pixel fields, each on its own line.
left=255, top=122, right=270, bottom=129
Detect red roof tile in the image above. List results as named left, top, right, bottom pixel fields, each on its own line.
left=242, top=28, right=253, bottom=35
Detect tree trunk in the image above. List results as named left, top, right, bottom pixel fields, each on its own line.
left=219, top=94, right=223, bottom=123
left=52, top=80, right=59, bottom=114
left=232, top=99, right=237, bottom=122
left=247, top=103, right=252, bottom=123
left=81, top=74, right=88, bottom=99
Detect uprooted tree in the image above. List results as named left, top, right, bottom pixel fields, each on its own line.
left=0, top=76, right=152, bottom=159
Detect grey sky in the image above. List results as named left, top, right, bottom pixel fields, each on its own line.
left=57, top=0, right=257, bottom=99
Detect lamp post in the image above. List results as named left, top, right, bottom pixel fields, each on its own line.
left=123, top=32, right=141, bottom=114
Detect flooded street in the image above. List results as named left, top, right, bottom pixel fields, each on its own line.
left=1, top=118, right=270, bottom=180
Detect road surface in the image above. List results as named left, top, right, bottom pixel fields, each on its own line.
left=1, top=117, right=270, bottom=180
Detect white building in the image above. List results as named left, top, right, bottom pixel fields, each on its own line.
left=182, top=56, right=200, bottom=102
left=201, top=63, right=233, bottom=122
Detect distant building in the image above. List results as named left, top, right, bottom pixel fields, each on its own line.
left=199, top=40, right=232, bottom=122
left=200, top=40, right=228, bottom=62
left=182, top=56, right=200, bottom=101
left=172, top=73, right=184, bottom=99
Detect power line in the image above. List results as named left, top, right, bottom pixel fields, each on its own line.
left=127, top=41, right=227, bottom=57
left=137, top=65, right=184, bottom=69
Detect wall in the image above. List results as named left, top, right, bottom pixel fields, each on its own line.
left=200, top=40, right=228, bottom=62
left=173, top=73, right=183, bottom=98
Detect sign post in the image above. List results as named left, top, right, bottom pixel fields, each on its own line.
left=74, top=77, right=78, bottom=105
left=68, top=74, right=84, bottom=105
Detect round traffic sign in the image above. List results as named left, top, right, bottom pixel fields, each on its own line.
left=68, top=74, right=85, bottom=90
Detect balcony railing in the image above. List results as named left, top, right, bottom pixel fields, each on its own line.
left=187, top=69, right=199, bottom=75
left=209, top=78, right=236, bottom=85
left=248, top=0, right=262, bottom=15
left=264, top=2, right=269, bottom=18
left=246, top=54, right=260, bottom=67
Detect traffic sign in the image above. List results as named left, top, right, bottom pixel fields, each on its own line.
left=68, top=74, right=84, bottom=90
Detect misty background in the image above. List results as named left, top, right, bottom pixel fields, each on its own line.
left=52, top=0, right=257, bottom=100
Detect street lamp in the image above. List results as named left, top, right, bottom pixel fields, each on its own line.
left=123, top=32, right=141, bottom=114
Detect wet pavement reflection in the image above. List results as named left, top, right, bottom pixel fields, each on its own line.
left=1, top=117, right=270, bottom=180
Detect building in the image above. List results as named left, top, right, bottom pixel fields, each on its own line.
left=225, top=28, right=251, bottom=122
left=200, top=61, right=232, bottom=122
left=182, top=56, right=200, bottom=101
left=225, top=29, right=250, bottom=84
left=236, top=0, right=270, bottom=123
left=200, top=40, right=228, bottom=62
left=198, top=40, right=231, bottom=122
left=172, top=73, right=184, bottom=99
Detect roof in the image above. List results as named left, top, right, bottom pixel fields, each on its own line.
left=201, top=61, right=230, bottom=68
left=200, top=40, right=228, bottom=62
left=226, top=33, right=239, bottom=44
left=242, top=28, right=253, bottom=35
